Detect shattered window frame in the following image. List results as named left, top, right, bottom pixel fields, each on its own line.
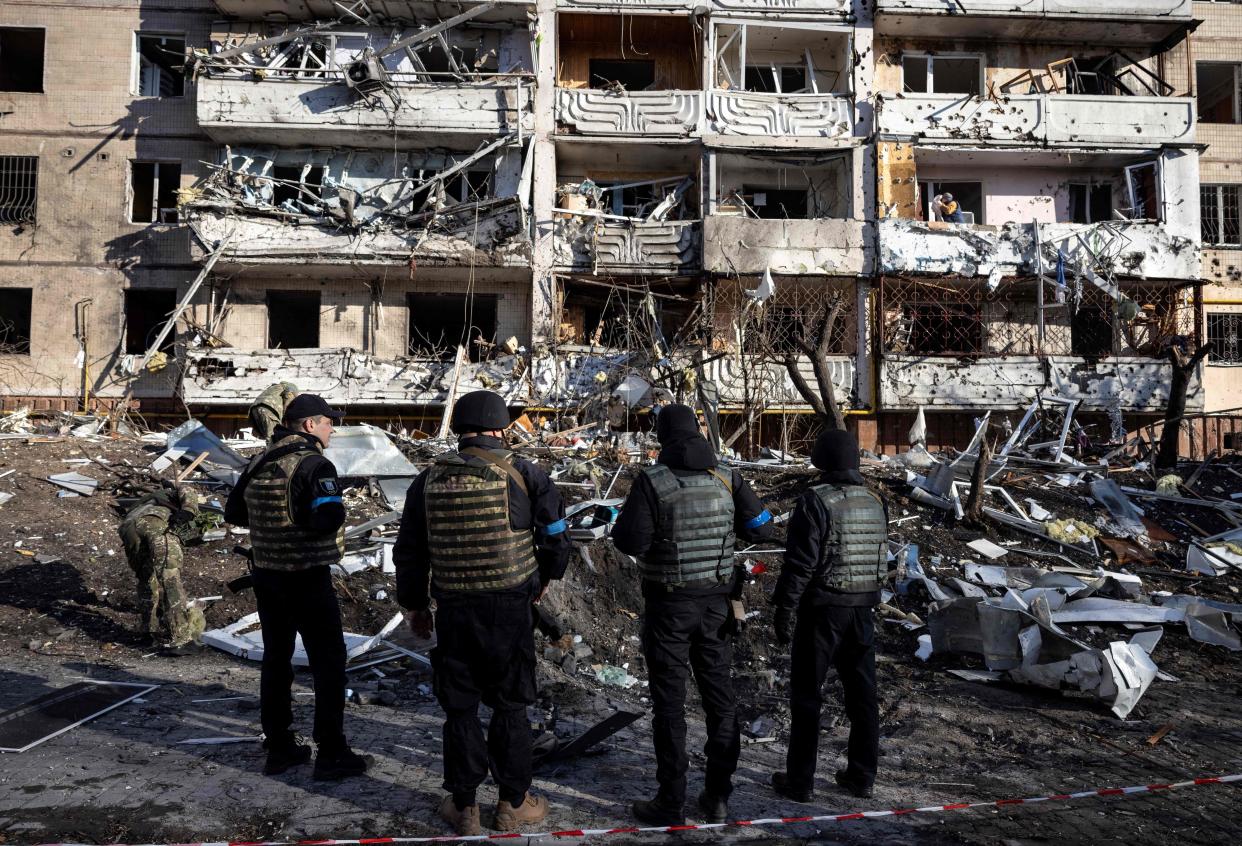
left=1207, top=313, right=1242, bottom=364
left=901, top=51, right=984, bottom=96
left=0, top=26, right=46, bottom=93
left=133, top=32, right=186, bottom=98
left=0, top=155, right=38, bottom=225
left=0, top=287, right=33, bottom=355
left=1201, top=184, right=1241, bottom=247
left=129, top=160, right=182, bottom=225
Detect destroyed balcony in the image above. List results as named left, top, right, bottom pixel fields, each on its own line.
left=703, top=217, right=868, bottom=275
left=552, top=217, right=701, bottom=275
left=873, top=0, right=1193, bottom=44
left=209, top=1, right=535, bottom=22
left=876, top=219, right=1199, bottom=282
left=196, top=77, right=532, bottom=147
left=876, top=94, right=1195, bottom=149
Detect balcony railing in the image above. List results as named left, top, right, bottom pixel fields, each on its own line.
left=553, top=217, right=701, bottom=274
left=555, top=89, right=702, bottom=137
left=703, top=217, right=867, bottom=275
left=705, top=91, right=852, bottom=138
left=876, top=94, right=1194, bottom=148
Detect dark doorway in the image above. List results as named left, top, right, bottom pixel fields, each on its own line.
left=123, top=289, right=178, bottom=354
left=743, top=185, right=809, bottom=219
left=407, top=293, right=497, bottom=361
left=267, top=291, right=320, bottom=349
left=589, top=58, right=655, bottom=90
left=1069, top=183, right=1113, bottom=224
left=0, top=287, right=32, bottom=354
left=0, top=27, right=45, bottom=92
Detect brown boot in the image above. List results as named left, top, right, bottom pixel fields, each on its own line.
left=439, top=794, right=481, bottom=836
left=493, top=792, right=548, bottom=831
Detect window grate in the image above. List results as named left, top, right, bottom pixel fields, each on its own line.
left=1208, top=314, right=1241, bottom=364
left=0, top=156, right=37, bottom=225
left=1201, top=185, right=1241, bottom=247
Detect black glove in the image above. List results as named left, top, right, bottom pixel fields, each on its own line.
left=774, top=607, right=795, bottom=647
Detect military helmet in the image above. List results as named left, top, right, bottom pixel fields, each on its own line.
left=451, top=390, right=510, bottom=435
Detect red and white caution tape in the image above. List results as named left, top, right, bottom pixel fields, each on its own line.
left=40, top=772, right=1242, bottom=846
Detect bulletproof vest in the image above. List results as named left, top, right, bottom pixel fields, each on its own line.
left=244, top=434, right=345, bottom=572
left=812, top=483, right=887, bottom=594
left=423, top=449, right=537, bottom=592
left=639, top=464, right=736, bottom=588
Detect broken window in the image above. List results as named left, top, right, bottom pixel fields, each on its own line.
left=907, top=303, right=981, bottom=355
left=903, top=54, right=980, bottom=95
left=0, top=287, right=32, bottom=354
left=135, top=33, right=185, bottom=97
left=130, top=161, right=181, bottom=224
left=0, top=155, right=38, bottom=225
left=1124, top=161, right=1161, bottom=221
left=594, top=178, right=690, bottom=219
left=589, top=59, right=655, bottom=91
left=919, top=181, right=983, bottom=224
left=1069, top=182, right=1114, bottom=224
left=267, top=291, right=320, bottom=349
left=742, top=185, right=809, bottom=219
left=1071, top=301, right=1114, bottom=357
left=271, top=165, right=325, bottom=210
left=744, top=65, right=806, bottom=94
left=123, top=289, right=177, bottom=355
left=0, top=27, right=45, bottom=93
left=445, top=170, right=492, bottom=205
left=408, top=293, right=497, bottom=362
left=1207, top=313, right=1241, bottom=363
left=1196, top=62, right=1240, bottom=124
left=1201, top=184, right=1241, bottom=246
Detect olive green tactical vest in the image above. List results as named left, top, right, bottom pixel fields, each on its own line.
left=639, top=464, right=736, bottom=588
left=244, top=434, right=345, bottom=572
left=812, top=483, right=887, bottom=594
left=424, top=450, right=537, bottom=592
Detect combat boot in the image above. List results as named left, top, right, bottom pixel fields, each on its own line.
left=439, top=795, right=481, bottom=836
left=493, top=792, right=548, bottom=831
left=263, top=737, right=312, bottom=775
left=631, top=798, right=685, bottom=826
left=313, top=745, right=372, bottom=781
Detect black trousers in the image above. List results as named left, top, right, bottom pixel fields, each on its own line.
left=786, top=604, right=879, bottom=792
left=641, top=591, right=740, bottom=808
left=432, top=593, right=536, bottom=807
left=252, top=565, right=348, bottom=752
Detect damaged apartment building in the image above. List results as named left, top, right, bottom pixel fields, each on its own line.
left=0, top=0, right=1234, bottom=453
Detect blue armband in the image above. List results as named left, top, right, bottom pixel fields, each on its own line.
left=540, top=518, right=567, bottom=536
left=745, top=510, right=772, bottom=530
left=310, top=495, right=343, bottom=510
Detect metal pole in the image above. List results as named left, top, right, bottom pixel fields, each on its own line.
left=1034, top=219, right=1044, bottom=351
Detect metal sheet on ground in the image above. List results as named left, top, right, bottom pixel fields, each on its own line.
left=0, top=681, right=159, bottom=753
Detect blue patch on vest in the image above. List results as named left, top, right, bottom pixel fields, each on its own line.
left=310, top=495, right=343, bottom=510
left=745, top=510, right=773, bottom=530
left=540, top=519, right=567, bottom=536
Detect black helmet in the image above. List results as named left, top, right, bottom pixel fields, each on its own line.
left=811, top=429, right=860, bottom=474
left=451, top=390, right=510, bottom=435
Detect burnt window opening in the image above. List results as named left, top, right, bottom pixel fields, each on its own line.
left=0, top=155, right=38, bottom=225
left=1196, top=62, right=1240, bottom=124
left=124, top=289, right=178, bottom=355
left=1071, top=302, right=1114, bottom=357
left=1125, top=162, right=1161, bottom=221
left=408, top=293, right=497, bottom=362
left=904, top=303, right=982, bottom=355
left=1201, top=184, right=1241, bottom=246
left=416, top=40, right=483, bottom=76
left=0, top=27, right=45, bottom=93
left=136, top=33, right=185, bottom=97
left=445, top=170, right=492, bottom=205
left=130, top=161, right=181, bottom=224
left=742, top=185, right=809, bottom=219
left=744, top=65, right=807, bottom=94
left=267, top=291, right=320, bottom=349
left=919, top=180, right=983, bottom=224
left=1069, top=183, right=1114, bottom=224
left=589, top=58, right=655, bottom=91
left=272, top=165, right=325, bottom=209
left=903, top=54, right=980, bottom=96
left=1208, top=313, right=1242, bottom=363
left=0, top=288, right=32, bottom=354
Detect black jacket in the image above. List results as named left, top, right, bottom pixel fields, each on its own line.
left=224, top=427, right=347, bottom=535
left=611, top=435, right=775, bottom=597
left=393, top=435, right=570, bottom=610
left=773, top=470, right=888, bottom=611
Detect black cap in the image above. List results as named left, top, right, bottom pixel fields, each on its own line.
left=451, top=390, right=510, bottom=435
left=283, top=393, right=345, bottom=423
left=655, top=403, right=700, bottom=445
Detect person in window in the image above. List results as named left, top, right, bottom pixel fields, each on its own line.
left=933, top=193, right=964, bottom=223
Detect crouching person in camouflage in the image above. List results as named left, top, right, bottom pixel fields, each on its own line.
left=118, top=486, right=206, bottom=655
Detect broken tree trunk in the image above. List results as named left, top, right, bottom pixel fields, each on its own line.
left=964, top=422, right=992, bottom=528
left=1155, top=343, right=1212, bottom=472
left=784, top=297, right=846, bottom=431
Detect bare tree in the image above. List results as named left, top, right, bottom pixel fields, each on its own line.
left=751, top=295, right=847, bottom=431
left=1155, top=342, right=1212, bottom=471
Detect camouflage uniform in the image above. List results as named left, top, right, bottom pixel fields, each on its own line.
left=119, top=489, right=206, bottom=648
left=248, top=382, right=300, bottom=442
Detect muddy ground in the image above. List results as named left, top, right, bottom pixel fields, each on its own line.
left=0, top=432, right=1240, bottom=844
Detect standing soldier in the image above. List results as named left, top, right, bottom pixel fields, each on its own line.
left=119, top=485, right=206, bottom=655
left=394, top=390, right=569, bottom=836
left=225, top=394, right=370, bottom=781
left=611, top=404, right=774, bottom=826
left=770, top=429, right=887, bottom=802
left=249, top=382, right=300, bottom=441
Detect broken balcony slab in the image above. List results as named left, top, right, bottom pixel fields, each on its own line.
left=873, top=0, right=1193, bottom=44
left=197, top=78, right=533, bottom=148
left=876, top=219, right=1200, bottom=282
left=879, top=355, right=1204, bottom=413
left=876, top=94, right=1195, bottom=149
left=702, top=217, right=868, bottom=275
left=210, top=0, right=535, bottom=23
left=553, top=218, right=701, bottom=275
left=182, top=348, right=530, bottom=407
